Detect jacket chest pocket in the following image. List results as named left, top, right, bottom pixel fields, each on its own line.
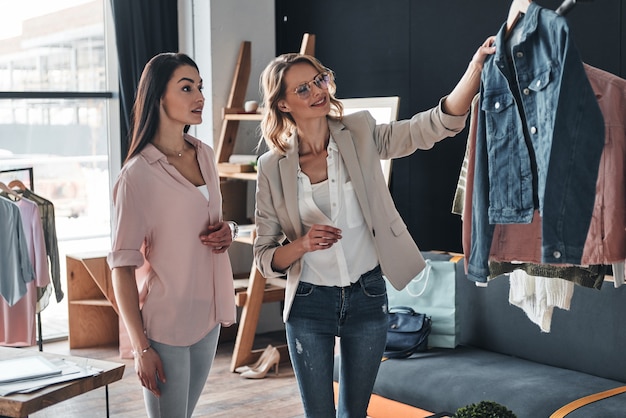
left=526, top=66, right=555, bottom=131
left=481, top=91, right=516, bottom=142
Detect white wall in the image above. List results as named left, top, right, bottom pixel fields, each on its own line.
left=180, top=0, right=282, bottom=334
left=180, top=0, right=275, bottom=150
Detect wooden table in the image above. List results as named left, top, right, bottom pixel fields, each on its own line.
left=0, top=347, right=125, bottom=418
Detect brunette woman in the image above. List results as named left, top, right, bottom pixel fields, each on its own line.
left=108, top=52, right=236, bottom=417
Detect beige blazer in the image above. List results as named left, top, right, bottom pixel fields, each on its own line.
left=254, top=100, right=468, bottom=322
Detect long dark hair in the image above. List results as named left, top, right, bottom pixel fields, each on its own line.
left=124, top=52, right=199, bottom=165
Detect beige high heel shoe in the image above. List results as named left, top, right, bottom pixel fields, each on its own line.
left=240, top=346, right=280, bottom=379
left=234, top=344, right=274, bottom=373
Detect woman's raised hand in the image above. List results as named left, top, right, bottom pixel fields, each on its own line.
left=471, top=35, right=497, bottom=69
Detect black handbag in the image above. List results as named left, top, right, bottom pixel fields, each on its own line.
left=384, top=306, right=432, bottom=359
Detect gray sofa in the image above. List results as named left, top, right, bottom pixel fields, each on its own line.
left=334, top=252, right=626, bottom=417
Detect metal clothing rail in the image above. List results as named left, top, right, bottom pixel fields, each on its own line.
left=0, top=166, right=44, bottom=352
left=0, top=167, right=34, bottom=191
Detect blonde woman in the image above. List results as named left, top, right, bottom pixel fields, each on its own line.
left=253, top=37, right=495, bottom=418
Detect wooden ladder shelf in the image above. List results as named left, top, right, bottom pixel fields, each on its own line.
left=217, top=35, right=315, bottom=372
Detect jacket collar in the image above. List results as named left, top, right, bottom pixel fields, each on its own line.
left=494, top=1, right=541, bottom=64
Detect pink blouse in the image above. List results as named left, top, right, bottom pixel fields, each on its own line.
left=0, top=197, right=49, bottom=346
left=107, top=134, right=236, bottom=346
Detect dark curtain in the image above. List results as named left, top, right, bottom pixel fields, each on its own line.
left=110, top=0, right=179, bottom=164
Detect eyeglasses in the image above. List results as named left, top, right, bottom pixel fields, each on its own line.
left=291, top=71, right=334, bottom=100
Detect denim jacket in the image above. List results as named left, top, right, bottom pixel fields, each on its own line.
left=468, top=2, right=605, bottom=282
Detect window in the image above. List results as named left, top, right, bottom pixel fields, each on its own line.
left=0, top=0, right=118, bottom=340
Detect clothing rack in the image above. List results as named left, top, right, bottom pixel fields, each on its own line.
left=0, top=166, right=44, bottom=351
left=0, top=167, right=34, bottom=191
left=556, top=0, right=594, bottom=16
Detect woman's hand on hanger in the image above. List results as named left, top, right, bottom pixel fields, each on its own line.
left=442, top=36, right=496, bottom=116
left=471, top=36, right=497, bottom=70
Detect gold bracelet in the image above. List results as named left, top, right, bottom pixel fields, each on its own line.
left=132, top=345, right=151, bottom=358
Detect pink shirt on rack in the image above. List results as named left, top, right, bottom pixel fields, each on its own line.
left=1, top=196, right=49, bottom=346
left=107, top=134, right=236, bottom=347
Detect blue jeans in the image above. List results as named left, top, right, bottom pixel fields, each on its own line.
left=143, top=325, right=220, bottom=418
left=286, top=265, right=388, bottom=418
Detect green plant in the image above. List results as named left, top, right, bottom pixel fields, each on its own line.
left=454, top=400, right=517, bottom=418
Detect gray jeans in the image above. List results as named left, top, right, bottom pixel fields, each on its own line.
left=143, top=325, right=221, bottom=418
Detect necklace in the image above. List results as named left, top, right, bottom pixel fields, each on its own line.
left=155, top=141, right=187, bottom=157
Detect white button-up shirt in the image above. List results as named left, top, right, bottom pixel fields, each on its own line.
left=297, top=136, right=378, bottom=287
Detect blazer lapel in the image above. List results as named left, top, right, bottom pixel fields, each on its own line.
left=279, top=134, right=303, bottom=237
left=329, top=118, right=373, bottom=228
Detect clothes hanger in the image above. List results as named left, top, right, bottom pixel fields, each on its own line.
left=8, top=179, right=28, bottom=191
left=0, top=181, right=22, bottom=201
left=556, top=0, right=594, bottom=16
left=506, top=0, right=532, bottom=37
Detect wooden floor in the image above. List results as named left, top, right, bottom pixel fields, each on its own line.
left=21, top=336, right=304, bottom=418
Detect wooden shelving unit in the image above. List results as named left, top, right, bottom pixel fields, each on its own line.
left=66, top=252, right=120, bottom=349
left=218, top=35, right=315, bottom=372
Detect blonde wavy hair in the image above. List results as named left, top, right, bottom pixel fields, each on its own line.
left=259, top=53, right=344, bottom=154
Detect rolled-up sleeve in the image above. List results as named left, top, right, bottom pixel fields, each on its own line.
left=436, top=95, right=470, bottom=132
left=107, top=174, right=146, bottom=269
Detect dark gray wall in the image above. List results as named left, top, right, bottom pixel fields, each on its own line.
left=276, top=0, right=624, bottom=252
